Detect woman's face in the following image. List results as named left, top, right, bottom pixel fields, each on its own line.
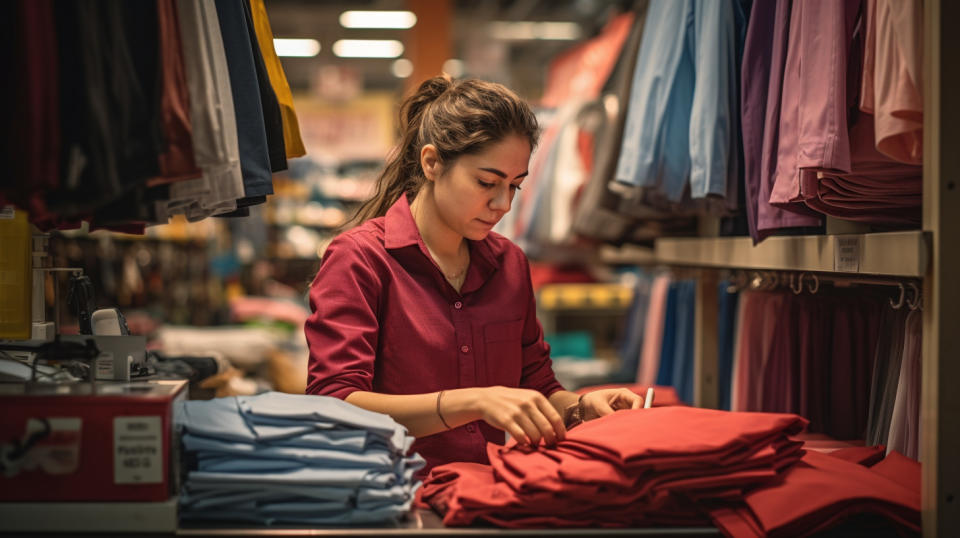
left=428, top=133, right=531, bottom=241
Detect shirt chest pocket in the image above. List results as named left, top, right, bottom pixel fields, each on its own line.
left=483, top=319, right=523, bottom=387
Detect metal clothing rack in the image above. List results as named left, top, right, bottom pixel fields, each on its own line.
left=723, top=270, right=923, bottom=310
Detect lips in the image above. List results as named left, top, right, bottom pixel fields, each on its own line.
left=477, top=218, right=498, bottom=227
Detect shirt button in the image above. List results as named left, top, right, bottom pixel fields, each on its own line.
left=454, top=301, right=463, bottom=309
left=466, top=424, right=476, bottom=433
left=460, top=345, right=470, bottom=353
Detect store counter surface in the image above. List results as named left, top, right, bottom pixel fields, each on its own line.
left=177, top=509, right=719, bottom=536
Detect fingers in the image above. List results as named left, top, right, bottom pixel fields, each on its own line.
left=592, top=396, right=616, bottom=418
left=534, top=396, right=566, bottom=442
left=512, top=411, right=542, bottom=447
left=480, top=388, right=567, bottom=447
left=504, top=421, right=531, bottom=447
left=616, top=389, right=643, bottom=410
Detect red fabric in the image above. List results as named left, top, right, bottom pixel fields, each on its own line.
left=6, top=0, right=59, bottom=223
left=573, top=383, right=683, bottom=407
left=817, top=444, right=886, bottom=467
left=527, top=262, right=595, bottom=292
left=870, top=451, right=921, bottom=494
left=539, top=13, right=634, bottom=108
left=710, top=450, right=921, bottom=537
left=557, top=407, right=806, bottom=469
left=423, top=407, right=806, bottom=528
left=149, top=0, right=201, bottom=186
left=305, top=194, right=564, bottom=477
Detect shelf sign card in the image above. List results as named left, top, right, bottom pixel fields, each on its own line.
left=114, top=416, right=163, bottom=484
left=834, top=236, right=862, bottom=272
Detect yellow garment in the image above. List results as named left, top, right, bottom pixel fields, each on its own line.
left=249, top=0, right=306, bottom=158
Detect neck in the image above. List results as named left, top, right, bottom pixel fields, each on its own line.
left=409, top=186, right=465, bottom=258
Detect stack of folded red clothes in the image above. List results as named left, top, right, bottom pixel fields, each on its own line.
left=708, top=449, right=920, bottom=536
left=420, top=407, right=921, bottom=535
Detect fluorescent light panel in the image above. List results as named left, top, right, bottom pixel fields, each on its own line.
left=442, top=58, right=464, bottom=78
left=489, top=21, right=582, bottom=41
left=340, top=10, right=417, bottom=29
left=333, top=39, right=404, bottom=58
left=391, top=58, right=414, bottom=78
left=273, top=38, right=321, bottom=57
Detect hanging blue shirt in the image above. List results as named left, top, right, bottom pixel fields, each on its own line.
left=615, top=0, right=737, bottom=202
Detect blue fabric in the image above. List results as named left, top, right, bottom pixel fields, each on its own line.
left=182, top=482, right=417, bottom=509
left=237, top=392, right=406, bottom=451
left=717, top=282, right=740, bottom=410
left=213, top=0, right=273, bottom=198
left=198, top=456, right=304, bottom=473
left=176, top=392, right=422, bottom=526
left=178, top=397, right=318, bottom=443
left=183, top=434, right=397, bottom=470
left=614, top=271, right=653, bottom=383
left=519, top=126, right=563, bottom=247
left=179, top=500, right=413, bottom=525
left=615, top=0, right=690, bottom=194
left=655, top=282, right=680, bottom=387
left=689, top=0, right=736, bottom=199
left=614, top=0, right=738, bottom=202
left=671, top=280, right=696, bottom=405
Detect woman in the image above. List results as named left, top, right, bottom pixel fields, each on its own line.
left=305, top=75, right=642, bottom=475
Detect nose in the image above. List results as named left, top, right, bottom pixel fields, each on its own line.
left=489, top=183, right=512, bottom=213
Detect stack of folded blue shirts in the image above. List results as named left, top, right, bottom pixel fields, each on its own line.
left=175, top=392, right=424, bottom=525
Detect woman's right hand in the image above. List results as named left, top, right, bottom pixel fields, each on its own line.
left=451, top=385, right=566, bottom=447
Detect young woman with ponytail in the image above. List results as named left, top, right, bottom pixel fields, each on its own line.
left=305, top=76, right=642, bottom=476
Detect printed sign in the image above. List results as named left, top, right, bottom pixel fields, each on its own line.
left=114, top=416, right=162, bottom=484
left=834, top=236, right=861, bottom=273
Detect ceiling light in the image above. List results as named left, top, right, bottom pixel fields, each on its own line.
left=442, top=59, right=464, bottom=78
left=333, top=39, right=404, bottom=58
left=391, top=58, right=414, bottom=78
left=339, top=10, right=417, bottom=29
left=488, top=21, right=582, bottom=41
left=273, top=38, right=321, bottom=57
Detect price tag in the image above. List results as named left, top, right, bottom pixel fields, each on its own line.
left=95, top=352, right=114, bottom=380
left=114, top=416, right=163, bottom=484
left=834, top=236, right=861, bottom=273
left=0, top=206, right=14, bottom=219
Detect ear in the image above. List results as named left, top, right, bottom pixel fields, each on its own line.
left=420, top=144, right=442, bottom=182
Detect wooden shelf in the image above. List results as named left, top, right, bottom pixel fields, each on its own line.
left=654, top=231, right=929, bottom=277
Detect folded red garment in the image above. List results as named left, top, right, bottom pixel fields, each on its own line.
left=815, top=445, right=886, bottom=467
left=424, top=408, right=809, bottom=528
left=558, top=407, right=807, bottom=468
left=709, top=450, right=921, bottom=537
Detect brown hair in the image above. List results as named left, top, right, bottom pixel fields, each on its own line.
left=347, top=75, right=540, bottom=226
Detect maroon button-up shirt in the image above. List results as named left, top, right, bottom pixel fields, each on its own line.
left=305, top=194, right=564, bottom=475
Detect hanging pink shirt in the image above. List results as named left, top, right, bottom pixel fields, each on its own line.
left=861, top=0, right=923, bottom=165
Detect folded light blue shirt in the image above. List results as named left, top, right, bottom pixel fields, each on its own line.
left=183, top=434, right=396, bottom=470
left=177, top=392, right=423, bottom=525
left=237, top=392, right=408, bottom=451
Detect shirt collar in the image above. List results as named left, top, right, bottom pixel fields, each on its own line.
left=383, top=193, right=421, bottom=250
left=383, top=192, right=502, bottom=275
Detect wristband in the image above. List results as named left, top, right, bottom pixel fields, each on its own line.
left=564, top=394, right=585, bottom=429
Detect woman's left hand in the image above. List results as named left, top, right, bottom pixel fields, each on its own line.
left=579, top=388, right=643, bottom=421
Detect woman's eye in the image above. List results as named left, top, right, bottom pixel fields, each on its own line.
left=477, top=180, right=496, bottom=189
left=511, top=184, right=522, bottom=191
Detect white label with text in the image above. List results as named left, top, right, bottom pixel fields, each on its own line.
left=114, top=416, right=163, bottom=484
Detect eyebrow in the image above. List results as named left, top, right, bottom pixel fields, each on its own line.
left=478, top=167, right=529, bottom=180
